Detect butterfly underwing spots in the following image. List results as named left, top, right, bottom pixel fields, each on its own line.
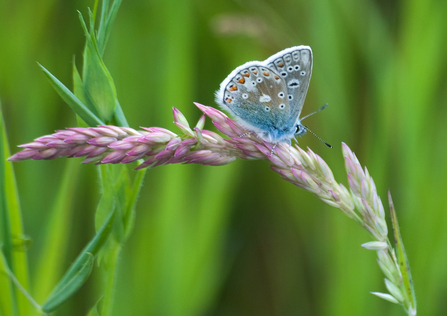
left=229, top=85, right=238, bottom=91
left=259, top=94, right=271, bottom=102
left=226, top=98, right=232, bottom=103
left=300, top=71, right=306, bottom=76
left=264, top=106, right=271, bottom=112
left=275, top=58, right=285, bottom=69
left=294, top=65, right=300, bottom=71
left=292, top=51, right=300, bottom=61
left=242, top=70, right=250, bottom=77
left=238, top=77, right=245, bottom=84
left=250, top=67, right=258, bottom=75
left=242, top=93, right=249, bottom=99
left=287, top=66, right=294, bottom=72
left=278, top=92, right=285, bottom=98
left=279, top=104, right=286, bottom=109
left=281, top=71, right=288, bottom=78
left=256, top=77, right=263, bottom=83
left=274, top=75, right=280, bottom=80
left=284, top=54, right=292, bottom=64
left=288, top=94, right=293, bottom=100
left=263, top=71, right=270, bottom=76
left=301, top=50, right=310, bottom=64
left=287, top=78, right=300, bottom=88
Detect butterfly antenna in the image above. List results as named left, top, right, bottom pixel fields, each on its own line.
left=303, top=126, right=333, bottom=148
left=300, top=103, right=329, bottom=121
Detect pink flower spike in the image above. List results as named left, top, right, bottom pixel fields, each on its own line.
left=172, top=107, right=190, bottom=127
left=213, top=121, right=237, bottom=137
left=347, top=173, right=360, bottom=195
left=68, top=128, right=101, bottom=138
left=253, top=143, right=271, bottom=157
left=174, top=138, right=197, bottom=157
left=86, top=147, right=109, bottom=158
left=32, top=148, right=58, bottom=160
left=7, top=149, right=38, bottom=161
left=226, top=118, right=245, bottom=136
left=120, top=127, right=140, bottom=136
left=54, top=130, right=77, bottom=139
left=195, top=102, right=228, bottom=123
left=142, top=127, right=178, bottom=138
left=184, top=150, right=213, bottom=161
left=35, top=135, right=59, bottom=143
left=267, top=153, right=288, bottom=168
left=108, top=141, right=135, bottom=150
left=121, top=154, right=145, bottom=164
left=174, top=122, right=195, bottom=137
left=194, top=127, right=203, bottom=142
left=204, top=156, right=236, bottom=166
left=166, top=138, right=182, bottom=151
left=329, top=190, right=341, bottom=202
left=91, top=127, right=119, bottom=137
left=18, top=142, right=50, bottom=150
left=155, top=149, right=174, bottom=160
left=65, top=133, right=91, bottom=144
left=127, top=144, right=151, bottom=156
left=99, top=125, right=128, bottom=137
left=195, top=114, right=206, bottom=130
left=275, top=146, right=294, bottom=167
left=70, top=144, right=96, bottom=157
left=44, top=140, right=72, bottom=148
left=102, top=150, right=127, bottom=164
left=140, top=132, right=172, bottom=143
left=87, top=137, right=117, bottom=147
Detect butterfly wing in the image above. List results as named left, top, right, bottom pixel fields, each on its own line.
left=264, top=46, right=313, bottom=127
left=215, top=61, right=295, bottom=140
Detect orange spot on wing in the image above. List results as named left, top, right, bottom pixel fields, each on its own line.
left=226, top=98, right=232, bottom=103
left=263, top=72, right=270, bottom=76
left=274, top=75, right=279, bottom=79
left=229, top=86, right=238, bottom=91
left=238, top=78, right=245, bottom=84
left=243, top=73, right=250, bottom=77
left=252, top=71, right=258, bottom=75
left=278, top=63, right=284, bottom=67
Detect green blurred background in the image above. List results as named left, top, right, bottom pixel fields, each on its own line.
left=1, top=0, right=447, bottom=315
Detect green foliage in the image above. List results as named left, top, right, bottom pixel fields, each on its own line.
left=1, top=0, right=446, bottom=315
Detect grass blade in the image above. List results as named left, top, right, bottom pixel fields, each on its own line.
left=41, top=208, right=116, bottom=312
left=388, top=191, right=417, bottom=313
left=38, top=63, right=105, bottom=127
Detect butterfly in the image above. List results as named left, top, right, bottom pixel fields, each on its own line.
left=215, top=46, right=329, bottom=147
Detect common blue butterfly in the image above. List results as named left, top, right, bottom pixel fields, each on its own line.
left=216, top=46, right=318, bottom=145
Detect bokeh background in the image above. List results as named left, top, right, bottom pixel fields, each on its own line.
left=1, top=0, right=447, bottom=315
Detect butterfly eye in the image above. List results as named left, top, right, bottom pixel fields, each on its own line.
left=300, top=71, right=306, bottom=76
left=279, top=104, right=286, bottom=109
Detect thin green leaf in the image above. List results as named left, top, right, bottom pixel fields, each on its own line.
left=41, top=253, right=94, bottom=313
left=38, top=63, right=104, bottom=127
left=79, top=9, right=118, bottom=122
left=41, top=209, right=116, bottom=312
left=33, top=160, right=81, bottom=303
left=97, top=0, right=123, bottom=55
left=0, top=104, right=30, bottom=315
left=388, top=191, right=417, bottom=312
left=113, top=101, right=129, bottom=127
